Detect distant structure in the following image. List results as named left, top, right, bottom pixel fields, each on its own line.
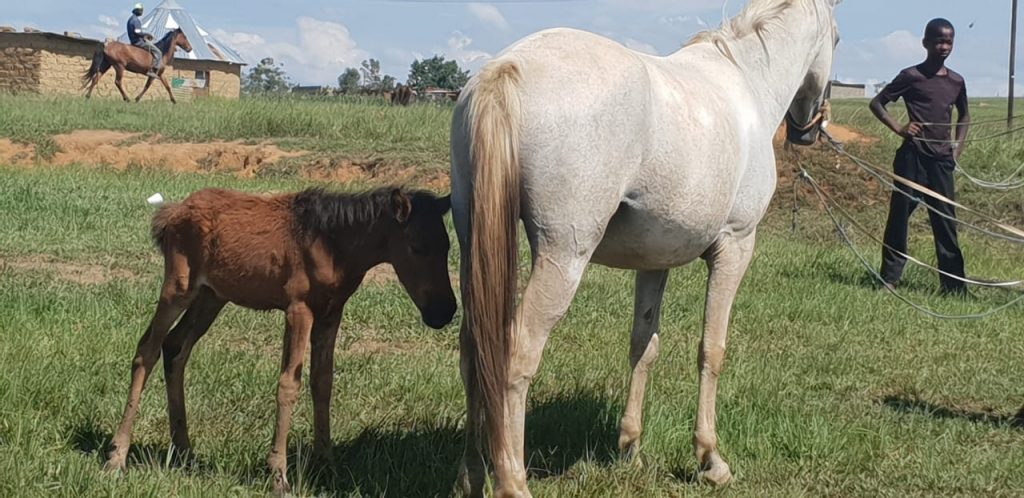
left=0, top=0, right=246, bottom=100
left=827, top=81, right=867, bottom=99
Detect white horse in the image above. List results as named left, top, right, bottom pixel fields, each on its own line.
left=450, top=0, right=841, bottom=495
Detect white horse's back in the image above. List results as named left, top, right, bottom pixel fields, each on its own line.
left=455, top=27, right=768, bottom=269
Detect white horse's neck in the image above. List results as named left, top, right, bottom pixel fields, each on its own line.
left=673, top=2, right=829, bottom=126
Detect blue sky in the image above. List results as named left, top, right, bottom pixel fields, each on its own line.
left=3, top=1, right=1020, bottom=96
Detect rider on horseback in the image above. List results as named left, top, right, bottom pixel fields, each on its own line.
left=127, top=3, right=161, bottom=78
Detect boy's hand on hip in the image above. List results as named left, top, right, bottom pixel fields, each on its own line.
left=899, top=122, right=922, bottom=138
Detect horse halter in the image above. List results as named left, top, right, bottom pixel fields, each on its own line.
left=785, top=99, right=831, bottom=145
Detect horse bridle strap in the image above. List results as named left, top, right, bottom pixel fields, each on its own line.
left=786, top=100, right=831, bottom=132
left=786, top=108, right=824, bottom=132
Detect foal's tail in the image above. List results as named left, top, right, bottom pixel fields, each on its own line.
left=464, top=59, right=523, bottom=457
left=81, top=48, right=109, bottom=89
left=150, top=201, right=184, bottom=251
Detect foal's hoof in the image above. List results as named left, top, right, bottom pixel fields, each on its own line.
left=102, top=456, right=126, bottom=474
left=457, top=463, right=485, bottom=498
left=271, top=473, right=292, bottom=497
left=697, top=462, right=733, bottom=486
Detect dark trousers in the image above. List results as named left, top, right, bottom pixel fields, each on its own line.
left=880, top=144, right=966, bottom=292
left=133, top=40, right=162, bottom=70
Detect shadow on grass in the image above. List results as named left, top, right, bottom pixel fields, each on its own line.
left=67, top=419, right=210, bottom=471
left=273, top=390, right=623, bottom=497
left=66, top=391, right=627, bottom=496
left=881, top=394, right=1024, bottom=430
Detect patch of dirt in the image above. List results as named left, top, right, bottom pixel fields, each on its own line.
left=47, top=130, right=304, bottom=176
left=768, top=123, right=889, bottom=218
left=825, top=123, right=877, bottom=144
left=0, top=254, right=137, bottom=285
left=300, top=157, right=449, bottom=190
left=343, top=337, right=423, bottom=356
left=2, top=129, right=450, bottom=189
left=0, top=139, right=37, bottom=165
left=773, top=122, right=877, bottom=146
left=365, top=263, right=398, bottom=285
left=364, top=263, right=460, bottom=289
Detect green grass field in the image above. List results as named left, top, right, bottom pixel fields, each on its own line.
left=0, top=96, right=1022, bottom=497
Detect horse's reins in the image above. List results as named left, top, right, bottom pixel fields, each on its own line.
left=819, top=129, right=1024, bottom=241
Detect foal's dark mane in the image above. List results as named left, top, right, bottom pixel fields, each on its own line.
left=290, top=186, right=436, bottom=243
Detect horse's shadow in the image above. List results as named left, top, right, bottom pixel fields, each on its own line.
left=293, top=391, right=623, bottom=497
left=69, top=391, right=622, bottom=497
left=67, top=419, right=214, bottom=472
left=880, top=394, right=1024, bottom=430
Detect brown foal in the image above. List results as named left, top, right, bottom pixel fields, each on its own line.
left=104, top=186, right=456, bottom=494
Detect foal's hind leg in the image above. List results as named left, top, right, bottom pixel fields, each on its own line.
left=106, top=253, right=196, bottom=471
left=693, top=231, right=756, bottom=486
left=618, top=270, right=670, bottom=460
left=267, top=302, right=315, bottom=495
left=309, top=309, right=343, bottom=462
left=162, top=287, right=226, bottom=460
left=458, top=320, right=486, bottom=498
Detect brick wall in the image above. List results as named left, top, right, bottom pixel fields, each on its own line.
left=0, top=32, right=242, bottom=100
left=0, top=46, right=41, bottom=93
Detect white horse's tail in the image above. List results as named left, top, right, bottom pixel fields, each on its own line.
left=465, top=59, right=522, bottom=457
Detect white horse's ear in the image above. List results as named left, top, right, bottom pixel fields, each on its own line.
left=830, top=0, right=843, bottom=6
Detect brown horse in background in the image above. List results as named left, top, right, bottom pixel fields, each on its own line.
left=390, top=83, right=416, bottom=106
left=103, top=186, right=456, bottom=494
left=81, top=28, right=193, bottom=103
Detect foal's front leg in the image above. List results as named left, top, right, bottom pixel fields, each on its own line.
left=268, top=302, right=314, bottom=495
left=694, top=231, right=755, bottom=486
left=309, top=308, right=343, bottom=463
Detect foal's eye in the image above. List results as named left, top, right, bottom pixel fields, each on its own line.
left=410, top=244, right=428, bottom=256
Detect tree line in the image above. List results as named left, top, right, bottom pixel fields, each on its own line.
left=242, top=55, right=470, bottom=96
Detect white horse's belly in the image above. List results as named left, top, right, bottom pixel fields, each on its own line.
left=591, top=203, right=727, bottom=270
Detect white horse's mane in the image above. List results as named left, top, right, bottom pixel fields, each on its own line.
left=685, top=0, right=824, bottom=65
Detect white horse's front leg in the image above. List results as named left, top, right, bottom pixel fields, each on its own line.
left=694, top=230, right=755, bottom=486
left=618, top=270, right=669, bottom=459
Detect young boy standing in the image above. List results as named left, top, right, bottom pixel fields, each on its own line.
left=870, top=18, right=971, bottom=295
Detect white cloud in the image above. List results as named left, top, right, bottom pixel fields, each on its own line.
left=441, top=31, right=492, bottom=72
left=468, top=3, right=509, bottom=31
left=213, top=17, right=367, bottom=85
left=880, top=30, right=922, bottom=61
left=657, top=15, right=708, bottom=28
left=70, top=13, right=122, bottom=41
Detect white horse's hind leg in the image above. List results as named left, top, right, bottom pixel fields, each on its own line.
left=694, top=230, right=756, bottom=486
left=618, top=270, right=669, bottom=459
left=495, top=252, right=590, bottom=497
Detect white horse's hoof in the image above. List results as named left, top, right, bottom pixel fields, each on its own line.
left=698, top=462, right=733, bottom=486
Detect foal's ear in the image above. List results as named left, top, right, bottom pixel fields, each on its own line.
left=391, top=189, right=413, bottom=224
left=435, top=194, right=451, bottom=214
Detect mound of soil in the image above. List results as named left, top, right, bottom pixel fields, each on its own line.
left=50, top=130, right=303, bottom=176
left=0, top=123, right=880, bottom=199
left=0, top=130, right=450, bottom=188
